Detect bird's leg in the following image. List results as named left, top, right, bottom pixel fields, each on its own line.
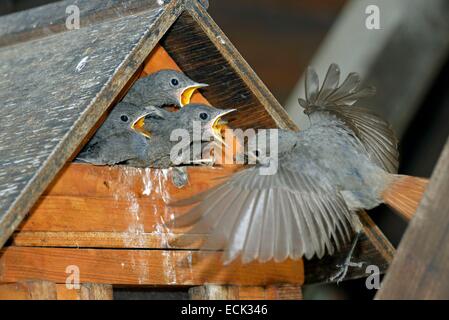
left=330, top=213, right=366, bottom=283
left=329, top=231, right=365, bottom=284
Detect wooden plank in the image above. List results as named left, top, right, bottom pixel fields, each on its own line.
left=0, top=282, right=112, bottom=300
left=189, top=284, right=302, bottom=300
left=79, top=283, right=113, bottom=300
left=17, top=164, right=238, bottom=236
left=0, top=280, right=57, bottom=300
left=15, top=163, right=391, bottom=284
left=0, top=247, right=304, bottom=286
left=0, top=1, right=183, bottom=249
left=41, top=163, right=237, bottom=198
left=376, top=136, right=449, bottom=299
left=162, top=7, right=298, bottom=131
left=56, top=283, right=112, bottom=300
left=12, top=231, right=191, bottom=249
left=0, top=0, right=165, bottom=47
left=55, top=284, right=81, bottom=300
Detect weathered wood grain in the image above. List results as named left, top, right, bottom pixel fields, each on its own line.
left=376, top=136, right=449, bottom=299
left=79, top=283, right=113, bottom=300
left=0, top=247, right=304, bottom=286
left=0, top=0, right=165, bottom=47
left=13, top=164, right=392, bottom=284
left=0, top=1, right=183, bottom=248
left=189, top=284, right=302, bottom=300
left=0, top=280, right=57, bottom=300
left=0, top=281, right=112, bottom=300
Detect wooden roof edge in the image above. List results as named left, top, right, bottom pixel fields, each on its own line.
left=0, top=0, right=175, bottom=48
left=0, top=1, right=184, bottom=249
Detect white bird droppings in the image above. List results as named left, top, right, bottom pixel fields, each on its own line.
left=75, top=56, right=89, bottom=72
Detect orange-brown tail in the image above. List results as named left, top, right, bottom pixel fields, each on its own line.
left=382, top=175, right=429, bottom=221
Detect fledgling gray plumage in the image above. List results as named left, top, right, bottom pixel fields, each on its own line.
left=170, top=64, right=428, bottom=276
left=123, top=69, right=208, bottom=107
left=129, top=103, right=235, bottom=168
left=76, top=70, right=207, bottom=166
left=76, top=101, right=152, bottom=165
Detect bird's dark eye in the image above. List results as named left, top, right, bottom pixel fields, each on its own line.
left=170, top=78, right=179, bottom=86
left=199, top=112, right=209, bottom=120
left=120, top=115, right=129, bottom=122
left=254, top=150, right=260, bottom=157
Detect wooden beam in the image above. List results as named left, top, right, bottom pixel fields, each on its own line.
left=0, top=280, right=57, bottom=300
left=0, top=247, right=304, bottom=286
left=0, top=0, right=166, bottom=47
left=0, top=281, right=113, bottom=300
left=189, top=284, right=302, bottom=300
left=18, top=164, right=238, bottom=235
left=376, top=136, right=449, bottom=299
left=14, top=163, right=392, bottom=284
left=79, top=284, right=113, bottom=300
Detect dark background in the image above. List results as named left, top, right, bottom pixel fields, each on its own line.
left=1, top=0, right=448, bottom=300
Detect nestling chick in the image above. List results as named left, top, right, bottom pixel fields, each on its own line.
left=123, top=69, right=208, bottom=107
left=130, top=103, right=235, bottom=168
left=76, top=70, right=207, bottom=166
left=76, top=101, right=151, bottom=165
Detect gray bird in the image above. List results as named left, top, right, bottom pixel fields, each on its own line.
left=170, top=64, right=429, bottom=282
left=76, top=70, right=207, bottom=166
left=76, top=101, right=151, bottom=165
left=129, top=103, right=235, bottom=168
left=123, top=69, right=208, bottom=107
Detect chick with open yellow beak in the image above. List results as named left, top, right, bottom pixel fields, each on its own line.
left=123, top=69, right=208, bottom=108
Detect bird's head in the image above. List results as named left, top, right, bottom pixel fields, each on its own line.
left=130, top=103, right=236, bottom=148
left=150, top=70, right=208, bottom=107
left=130, top=105, right=168, bottom=139
left=177, top=104, right=236, bottom=144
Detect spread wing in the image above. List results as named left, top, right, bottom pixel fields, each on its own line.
left=299, top=64, right=399, bottom=173
left=170, top=166, right=354, bottom=264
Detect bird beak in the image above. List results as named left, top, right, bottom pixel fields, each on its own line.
left=131, top=114, right=151, bottom=138
left=209, top=109, right=236, bottom=146
left=180, top=83, right=208, bottom=107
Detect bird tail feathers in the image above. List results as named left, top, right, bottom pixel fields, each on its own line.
left=298, top=63, right=376, bottom=110
left=382, top=175, right=429, bottom=221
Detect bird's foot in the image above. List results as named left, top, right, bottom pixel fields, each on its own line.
left=329, top=229, right=364, bottom=284
left=329, top=256, right=365, bottom=284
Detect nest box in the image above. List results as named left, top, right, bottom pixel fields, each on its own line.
left=0, top=0, right=394, bottom=299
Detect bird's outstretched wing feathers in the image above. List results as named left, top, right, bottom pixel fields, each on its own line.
left=170, top=166, right=354, bottom=264
left=299, top=64, right=399, bottom=173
